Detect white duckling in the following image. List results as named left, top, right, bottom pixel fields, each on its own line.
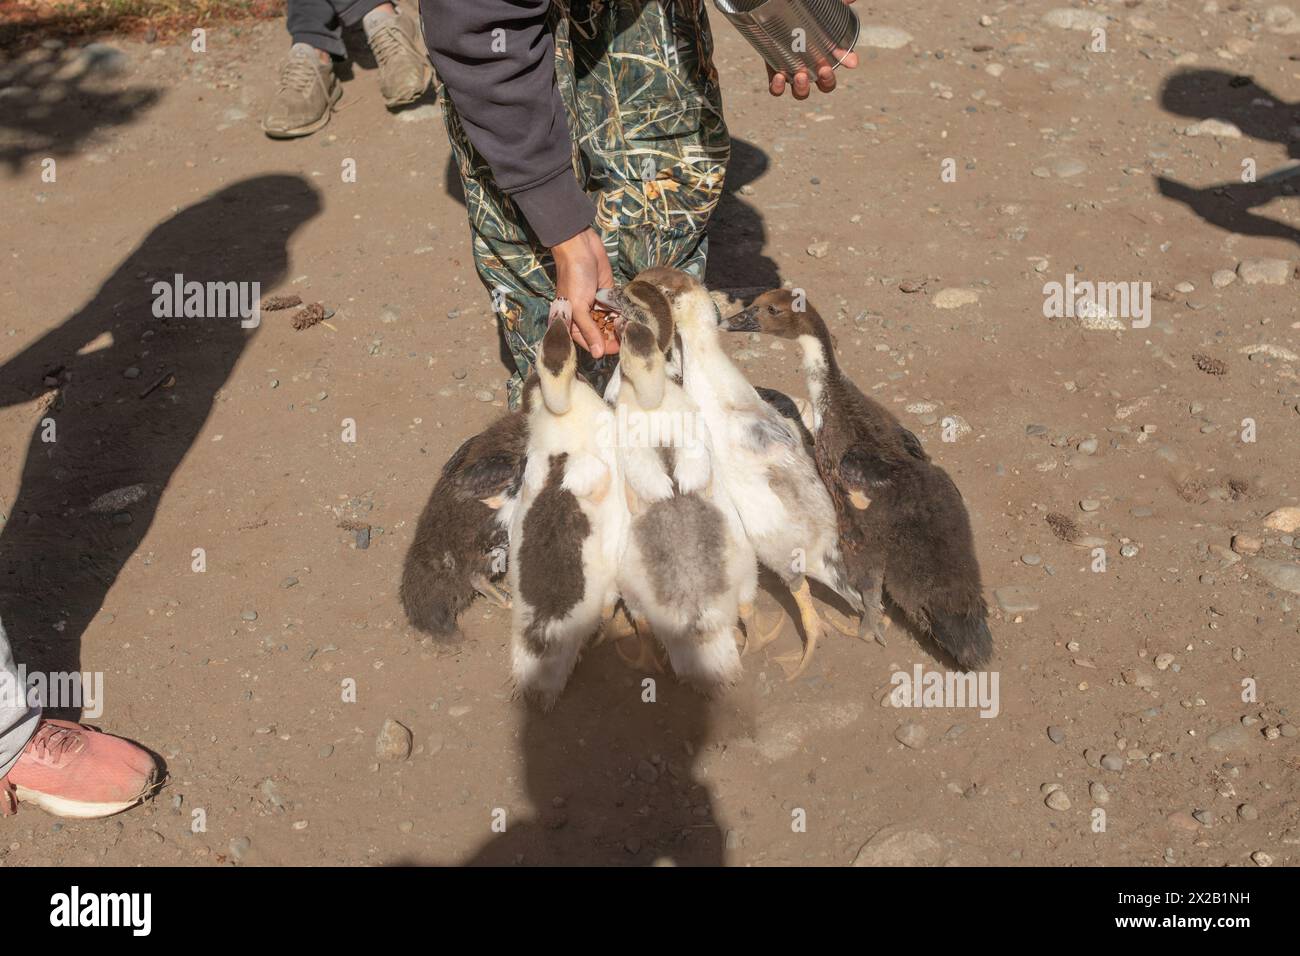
left=509, top=316, right=629, bottom=709
left=609, top=289, right=757, bottom=691
left=631, top=267, right=862, bottom=680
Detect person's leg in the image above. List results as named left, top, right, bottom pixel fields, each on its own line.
left=0, top=615, right=157, bottom=818
left=265, top=0, right=347, bottom=138
left=0, top=616, right=41, bottom=780
left=360, top=1, right=432, bottom=108
left=572, top=0, right=731, bottom=284
left=286, top=0, right=349, bottom=59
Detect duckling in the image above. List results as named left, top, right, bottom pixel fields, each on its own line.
left=399, top=412, right=527, bottom=639
left=724, top=290, right=993, bottom=669
left=626, top=268, right=862, bottom=680
left=610, top=303, right=756, bottom=691
left=595, top=284, right=680, bottom=404
left=509, top=317, right=629, bottom=709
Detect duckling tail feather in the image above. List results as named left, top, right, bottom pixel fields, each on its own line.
left=927, top=606, right=993, bottom=670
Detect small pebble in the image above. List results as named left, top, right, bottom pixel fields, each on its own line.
left=375, top=718, right=413, bottom=762
left=895, top=722, right=929, bottom=749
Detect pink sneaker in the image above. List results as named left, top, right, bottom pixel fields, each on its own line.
left=1, top=719, right=157, bottom=818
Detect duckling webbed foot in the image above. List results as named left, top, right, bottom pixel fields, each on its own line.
left=614, top=616, right=666, bottom=674
left=739, top=600, right=785, bottom=655
left=859, top=603, right=889, bottom=647
left=773, top=576, right=825, bottom=681
left=594, top=603, right=636, bottom=646
left=471, top=573, right=512, bottom=609
left=854, top=569, right=888, bottom=647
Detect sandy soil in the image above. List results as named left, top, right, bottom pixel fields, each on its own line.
left=0, top=2, right=1298, bottom=867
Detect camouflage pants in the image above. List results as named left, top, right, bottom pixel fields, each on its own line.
left=438, top=0, right=730, bottom=406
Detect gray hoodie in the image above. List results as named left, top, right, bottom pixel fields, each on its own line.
left=420, top=1, right=595, bottom=248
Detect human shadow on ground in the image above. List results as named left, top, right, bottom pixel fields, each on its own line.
left=0, top=174, right=321, bottom=717
left=1154, top=68, right=1300, bottom=247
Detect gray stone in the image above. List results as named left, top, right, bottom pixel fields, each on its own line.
left=852, top=826, right=945, bottom=866
left=1042, top=8, right=1108, bottom=31
left=88, top=484, right=148, bottom=513
left=994, top=586, right=1039, bottom=613
left=1237, top=258, right=1293, bottom=285
left=894, top=722, right=929, bottom=750
left=858, top=26, right=914, bottom=49
left=1250, top=558, right=1300, bottom=594
left=1207, top=724, right=1254, bottom=754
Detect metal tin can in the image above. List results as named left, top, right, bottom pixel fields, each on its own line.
left=713, top=0, right=860, bottom=77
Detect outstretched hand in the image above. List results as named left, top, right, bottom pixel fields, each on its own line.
left=551, top=228, right=618, bottom=358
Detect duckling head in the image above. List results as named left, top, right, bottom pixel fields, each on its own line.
left=536, top=316, right=578, bottom=415
left=627, top=266, right=718, bottom=343
left=597, top=276, right=677, bottom=356
left=723, top=288, right=825, bottom=340
left=617, top=320, right=666, bottom=409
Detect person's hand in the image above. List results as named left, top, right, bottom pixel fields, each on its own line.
left=766, top=0, right=858, bottom=100
left=551, top=228, right=618, bottom=358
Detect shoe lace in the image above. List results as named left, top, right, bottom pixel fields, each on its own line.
left=368, top=24, right=408, bottom=69
left=29, top=722, right=86, bottom=764
left=278, top=54, right=321, bottom=96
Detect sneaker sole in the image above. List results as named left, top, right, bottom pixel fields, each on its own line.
left=382, top=62, right=433, bottom=110
left=262, top=83, right=343, bottom=139
left=14, top=784, right=148, bottom=819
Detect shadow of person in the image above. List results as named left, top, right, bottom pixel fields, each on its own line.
left=705, top=137, right=782, bottom=294
left=0, top=44, right=162, bottom=174
left=0, top=175, right=322, bottom=716
left=460, top=650, right=737, bottom=866
left=1154, top=68, right=1300, bottom=246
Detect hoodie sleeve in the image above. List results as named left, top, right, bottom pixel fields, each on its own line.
left=421, top=1, right=595, bottom=248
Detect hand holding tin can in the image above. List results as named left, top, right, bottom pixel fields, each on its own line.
left=713, top=0, right=860, bottom=98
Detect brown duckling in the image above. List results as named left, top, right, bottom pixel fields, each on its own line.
left=399, top=412, right=527, bottom=640
left=725, top=290, right=993, bottom=669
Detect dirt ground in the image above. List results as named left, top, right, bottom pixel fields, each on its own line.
left=1, top=2, right=1298, bottom=867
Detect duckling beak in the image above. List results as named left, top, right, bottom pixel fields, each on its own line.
left=723, top=304, right=761, bottom=333
left=595, top=287, right=630, bottom=337
left=594, top=286, right=624, bottom=314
